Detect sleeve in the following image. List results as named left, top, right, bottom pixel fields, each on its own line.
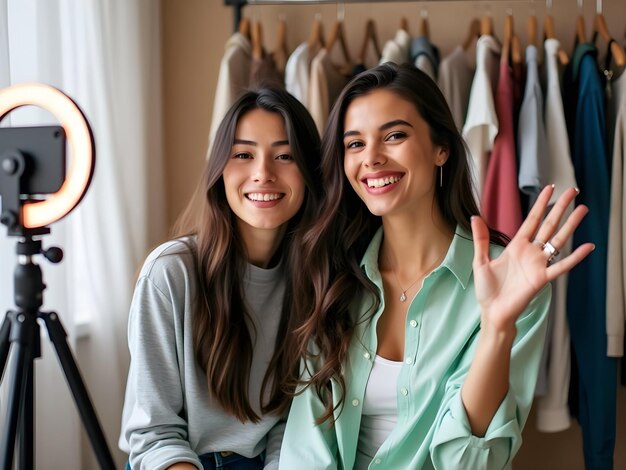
left=263, top=417, right=286, bottom=470
left=429, top=284, right=551, bottom=469
left=120, top=275, right=202, bottom=470
left=278, top=358, right=339, bottom=470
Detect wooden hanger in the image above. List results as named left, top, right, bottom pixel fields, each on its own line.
left=239, top=17, right=251, bottom=41
left=358, top=19, right=382, bottom=64
left=273, top=17, right=288, bottom=71
left=544, top=14, right=570, bottom=65
left=419, top=9, right=430, bottom=39
left=307, top=16, right=325, bottom=50
left=326, top=20, right=352, bottom=66
left=593, top=13, right=626, bottom=67
left=400, top=17, right=409, bottom=34
left=251, top=20, right=264, bottom=60
left=501, top=15, right=513, bottom=65
left=576, top=15, right=587, bottom=43
left=528, top=14, right=537, bottom=47
left=480, top=15, right=493, bottom=36
left=512, top=35, right=523, bottom=65
left=462, top=18, right=481, bottom=51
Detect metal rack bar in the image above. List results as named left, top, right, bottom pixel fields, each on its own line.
left=225, top=0, right=544, bottom=32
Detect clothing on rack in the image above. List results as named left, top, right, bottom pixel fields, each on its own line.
left=285, top=42, right=313, bottom=108
left=517, top=45, right=546, bottom=203
left=533, top=37, right=577, bottom=434
left=462, top=34, right=500, bottom=203
left=410, top=35, right=440, bottom=81
left=481, top=59, right=523, bottom=239
left=208, top=32, right=251, bottom=156
left=379, top=29, right=411, bottom=65
left=606, top=63, right=626, bottom=359
left=437, top=46, right=474, bottom=131
left=308, top=48, right=348, bottom=135
left=564, top=42, right=617, bottom=470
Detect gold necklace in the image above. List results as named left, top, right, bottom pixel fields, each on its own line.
left=388, top=251, right=446, bottom=302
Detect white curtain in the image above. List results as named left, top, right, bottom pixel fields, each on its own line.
left=0, top=1, right=165, bottom=468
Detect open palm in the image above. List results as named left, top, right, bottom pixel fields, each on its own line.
left=471, top=186, right=594, bottom=331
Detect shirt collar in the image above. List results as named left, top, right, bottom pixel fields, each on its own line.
left=360, top=224, right=474, bottom=290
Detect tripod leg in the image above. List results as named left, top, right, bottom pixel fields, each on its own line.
left=1, top=312, right=35, bottom=470
left=0, top=311, right=13, bottom=379
left=18, top=320, right=39, bottom=470
left=40, top=312, right=116, bottom=470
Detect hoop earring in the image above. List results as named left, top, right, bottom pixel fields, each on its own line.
left=439, top=165, right=443, bottom=188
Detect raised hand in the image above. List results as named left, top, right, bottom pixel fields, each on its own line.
left=470, top=185, right=595, bottom=332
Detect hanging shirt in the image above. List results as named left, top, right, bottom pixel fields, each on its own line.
left=564, top=42, right=617, bottom=470
left=285, top=42, right=312, bottom=108
left=463, top=35, right=501, bottom=203
left=533, top=37, right=577, bottom=434
left=308, top=48, right=348, bottom=136
left=482, top=60, right=523, bottom=239
left=250, top=52, right=284, bottom=90
left=279, top=226, right=551, bottom=470
left=607, top=67, right=626, bottom=358
left=410, top=35, right=440, bottom=81
left=517, top=45, right=547, bottom=201
left=380, top=29, right=411, bottom=65
left=438, top=46, right=474, bottom=131
left=208, top=32, right=251, bottom=156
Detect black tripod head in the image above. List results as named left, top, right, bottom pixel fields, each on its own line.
left=0, top=125, right=66, bottom=237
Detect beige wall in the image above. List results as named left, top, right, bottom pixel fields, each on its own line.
left=161, top=0, right=626, bottom=467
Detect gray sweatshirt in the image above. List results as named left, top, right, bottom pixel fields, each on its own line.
left=119, top=239, right=286, bottom=470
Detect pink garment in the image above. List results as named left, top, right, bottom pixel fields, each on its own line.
left=482, top=60, right=523, bottom=238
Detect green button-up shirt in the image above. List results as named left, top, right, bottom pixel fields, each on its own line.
left=280, top=226, right=551, bottom=469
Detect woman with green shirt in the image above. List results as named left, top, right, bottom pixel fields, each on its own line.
left=279, top=63, right=593, bottom=469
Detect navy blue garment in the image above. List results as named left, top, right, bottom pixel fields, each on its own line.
left=409, top=35, right=440, bottom=78
left=125, top=451, right=264, bottom=470
left=564, top=43, right=618, bottom=470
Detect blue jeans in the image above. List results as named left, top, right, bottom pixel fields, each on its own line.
left=125, top=451, right=264, bottom=470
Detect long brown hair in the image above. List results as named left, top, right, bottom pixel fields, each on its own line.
left=174, top=88, right=321, bottom=422
left=294, top=63, right=508, bottom=423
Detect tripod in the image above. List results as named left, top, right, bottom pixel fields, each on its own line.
left=0, top=235, right=115, bottom=470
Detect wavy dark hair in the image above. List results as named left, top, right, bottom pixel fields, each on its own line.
left=293, top=63, right=508, bottom=423
left=174, top=88, right=321, bottom=422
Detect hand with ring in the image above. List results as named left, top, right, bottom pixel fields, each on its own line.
left=470, top=185, right=594, bottom=332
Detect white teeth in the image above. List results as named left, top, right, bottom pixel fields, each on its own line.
left=247, top=193, right=283, bottom=201
left=367, top=175, right=401, bottom=188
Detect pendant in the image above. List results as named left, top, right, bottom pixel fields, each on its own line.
left=400, top=292, right=407, bottom=302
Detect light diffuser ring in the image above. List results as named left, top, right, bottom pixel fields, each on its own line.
left=0, top=83, right=94, bottom=228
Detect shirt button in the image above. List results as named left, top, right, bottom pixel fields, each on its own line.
left=363, top=352, right=371, bottom=360
left=405, top=357, right=413, bottom=364
left=374, top=458, right=382, bottom=464
left=352, top=399, right=360, bottom=406
left=400, top=388, right=408, bottom=396
left=409, top=320, right=418, bottom=328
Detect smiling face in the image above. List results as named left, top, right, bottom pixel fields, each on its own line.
left=223, top=108, right=305, bottom=240
left=342, top=88, right=449, bottom=219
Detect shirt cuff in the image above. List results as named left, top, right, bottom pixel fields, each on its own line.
left=430, top=390, right=522, bottom=468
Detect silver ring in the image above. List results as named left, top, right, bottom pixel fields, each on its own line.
left=543, top=241, right=560, bottom=264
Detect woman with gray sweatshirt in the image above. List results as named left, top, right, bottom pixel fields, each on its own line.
left=119, top=87, right=322, bottom=470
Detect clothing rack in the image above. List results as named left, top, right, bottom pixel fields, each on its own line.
left=224, top=0, right=536, bottom=33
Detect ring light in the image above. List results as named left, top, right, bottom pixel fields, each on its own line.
left=0, top=83, right=94, bottom=228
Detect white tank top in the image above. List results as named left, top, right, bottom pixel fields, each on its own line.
left=354, top=355, right=402, bottom=470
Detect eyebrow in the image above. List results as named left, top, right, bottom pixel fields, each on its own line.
left=233, top=138, right=290, bottom=147
left=343, top=119, right=413, bottom=139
